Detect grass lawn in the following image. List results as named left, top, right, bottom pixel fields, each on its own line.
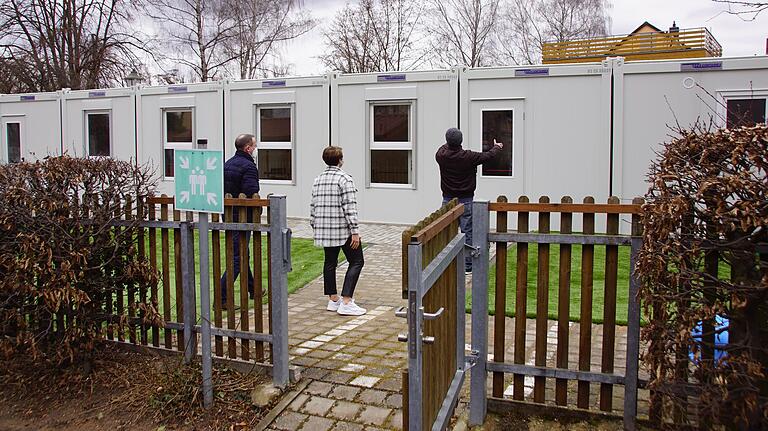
left=466, top=243, right=732, bottom=325
left=139, top=230, right=330, bottom=320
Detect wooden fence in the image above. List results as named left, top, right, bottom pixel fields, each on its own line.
left=480, top=195, right=645, bottom=429
left=542, top=27, right=722, bottom=64
left=108, top=193, right=281, bottom=371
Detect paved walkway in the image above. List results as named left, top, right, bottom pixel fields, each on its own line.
left=260, top=219, right=644, bottom=430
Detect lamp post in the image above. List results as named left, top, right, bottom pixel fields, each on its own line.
left=123, top=69, right=143, bottom=87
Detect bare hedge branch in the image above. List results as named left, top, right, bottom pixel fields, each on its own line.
left=638, top=122, right=768, bottom=427
left=0, top=156, right=160, bottom=366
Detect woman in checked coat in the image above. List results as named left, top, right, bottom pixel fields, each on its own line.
left=310, top=146, right=367, bottom=316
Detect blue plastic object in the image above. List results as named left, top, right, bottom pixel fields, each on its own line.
left=690, top=314, right=729, bottom=363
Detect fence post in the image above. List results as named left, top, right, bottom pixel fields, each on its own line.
left=623, top=198, right=644, bottom=430
left=269, top=195, right=289, bottom=388
left=181, top=221, right=197, bottom=364
left=199, top=213, right=213, bottom=409
left=469, top=200, right=489, bottom=426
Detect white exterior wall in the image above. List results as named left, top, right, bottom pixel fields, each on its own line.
left=331, top=70, right=459, bottom=224
left=62, top=88, right=136, bottom=160
left=461, top=62, right=612, bottom=207
left=225, top=76, right=329, bottom=217
left=137, top=83, right=224, bottom=196
left=3, top=55, right=767, bottom=224
left=615, top=56, right=768, bottom=202
left=0, top=92, right=62, bottom=162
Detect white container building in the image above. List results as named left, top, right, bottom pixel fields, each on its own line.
left=0, top=91, right=62, bottom=163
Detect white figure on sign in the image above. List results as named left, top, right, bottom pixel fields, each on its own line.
left=197, top=167, right=207, bottom=195
left=189, top=167, right=199, bottom=195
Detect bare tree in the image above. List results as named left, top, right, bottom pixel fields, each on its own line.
left=221, top=0, right=314, bottom=80
left=0, top=0, right=149, bottom=93
left=712, top=0, right=768, bottom=19
left=145, top=0, right=234, bottom=82
left=497, top=0, right=611, bottom=65
left=320, top=0, right=424, bottom=73
left=425, top=0, right=500, bottom=68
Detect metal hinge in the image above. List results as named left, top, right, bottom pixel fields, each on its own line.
left=464, top=243, right=481, bottom=257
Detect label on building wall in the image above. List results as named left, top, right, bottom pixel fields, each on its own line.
left=168, top=86, right=188, bottom=93
left=680, top=62, right=723, bottom=72
left=515, top=68, right=549, bottom=77
left=377, top=74, right=406, bottom=82
left=88, top=91, right=106, bottom=98
left=20, top=95, right=35, bottom=101
left=262, top=80, right=287, bottom=88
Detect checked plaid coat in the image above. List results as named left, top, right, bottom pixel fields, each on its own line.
left=310, top=166, right=360, bottom=247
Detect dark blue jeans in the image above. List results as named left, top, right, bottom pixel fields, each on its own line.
left=220, top=231, right=254, bottom=303
left=442, top=197, right=473, bottom=272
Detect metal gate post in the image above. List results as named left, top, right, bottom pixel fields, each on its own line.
left=469, top=200, right=490, bottom=426
left=407, top=241, right=424, bottom=430
left=198, top=213, right=213, bottom=408
left=181, top=221, right=197, bottom=364
left=269, top=195, right=290, bottom=388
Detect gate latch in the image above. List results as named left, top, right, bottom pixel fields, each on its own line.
left=464, top=243, right=481, bottom=257
left=464, top=349, right=480, bottom=370
left=394, top=306, right=407, bottom=319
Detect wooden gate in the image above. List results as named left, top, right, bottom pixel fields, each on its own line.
left=400, top=201, right=473, bottom=430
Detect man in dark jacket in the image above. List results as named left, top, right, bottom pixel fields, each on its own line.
left=435, top=127, right=503, bottom=273
left=221, top=134, right=260, bottom=304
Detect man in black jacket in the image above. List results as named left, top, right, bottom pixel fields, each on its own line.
left=221, top=134, right=260, bottom=304
left=435, top=127, right=503, bottom=273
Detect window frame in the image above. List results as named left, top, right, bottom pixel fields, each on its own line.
left=367, top=100, right=416, bottom=189
left=478, top=107, right=516, bottom=179
left=2, top=117, right=23, bottom=164
left=162, top=108, right=195, bottom=180
left=255, top=104, right=295, bottom=184
left=84, top=109, right=113, bottom=158
left=717, top=89, right=768, bottom=130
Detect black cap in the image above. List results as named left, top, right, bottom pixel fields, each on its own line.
left=445, top=128, right=463, bottom=147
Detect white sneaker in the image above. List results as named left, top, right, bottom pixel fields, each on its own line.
left=337, top=300, right=367, bottom=316
left=327, top=298, right=341, bottom=312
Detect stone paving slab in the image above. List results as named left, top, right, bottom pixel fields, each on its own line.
left=263, top=219, right=647, bottom=430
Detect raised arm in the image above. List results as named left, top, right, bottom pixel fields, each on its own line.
left=472, top=139, right=504, bottom=165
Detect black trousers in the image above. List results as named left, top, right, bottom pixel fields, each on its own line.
left=323, top=236, right=365, bottom=298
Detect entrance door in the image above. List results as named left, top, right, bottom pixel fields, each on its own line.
left=469, top=99, right=526, bottom=198
left=1, top=116, right=24, bottom=163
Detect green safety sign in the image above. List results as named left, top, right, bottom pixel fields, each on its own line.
left=174, top=149, right=224, bottom=213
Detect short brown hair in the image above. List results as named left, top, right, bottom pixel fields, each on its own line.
left=235, top=133, right=255, bottom=151
left=322, top=146, right=343, bottom=166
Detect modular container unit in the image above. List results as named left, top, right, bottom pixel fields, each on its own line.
left=460, top=61, right=614, bottom=206
left=62, top=87, right=136, bottom=161
left=0, top=91, right=62, bottom=163
left=224, top=75, right=330, bottom=217
left=330, top=69, right=459, bottom=224
left=614, top=56, right=768, bottom=202
left=137, top=82, right=224, bottom=196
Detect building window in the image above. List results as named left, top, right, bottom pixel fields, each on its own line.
left=257, top=106, right=292, bottom=181
left=163, top=109, right=194, bottom=178
left=5, top=122, right=21, bottom=163
left=370, top=103, right=413, bottom=185
left=726, top=98, right=766, bottom=129
left=86, top=111, right=111, bottom=157
left=481, top=110, right=513, bottom=177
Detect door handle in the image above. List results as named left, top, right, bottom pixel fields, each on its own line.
left=422, top=307, right=444, bottom=320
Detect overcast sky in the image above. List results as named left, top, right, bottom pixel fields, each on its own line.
left=281, top=0, right=768, bottom=76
